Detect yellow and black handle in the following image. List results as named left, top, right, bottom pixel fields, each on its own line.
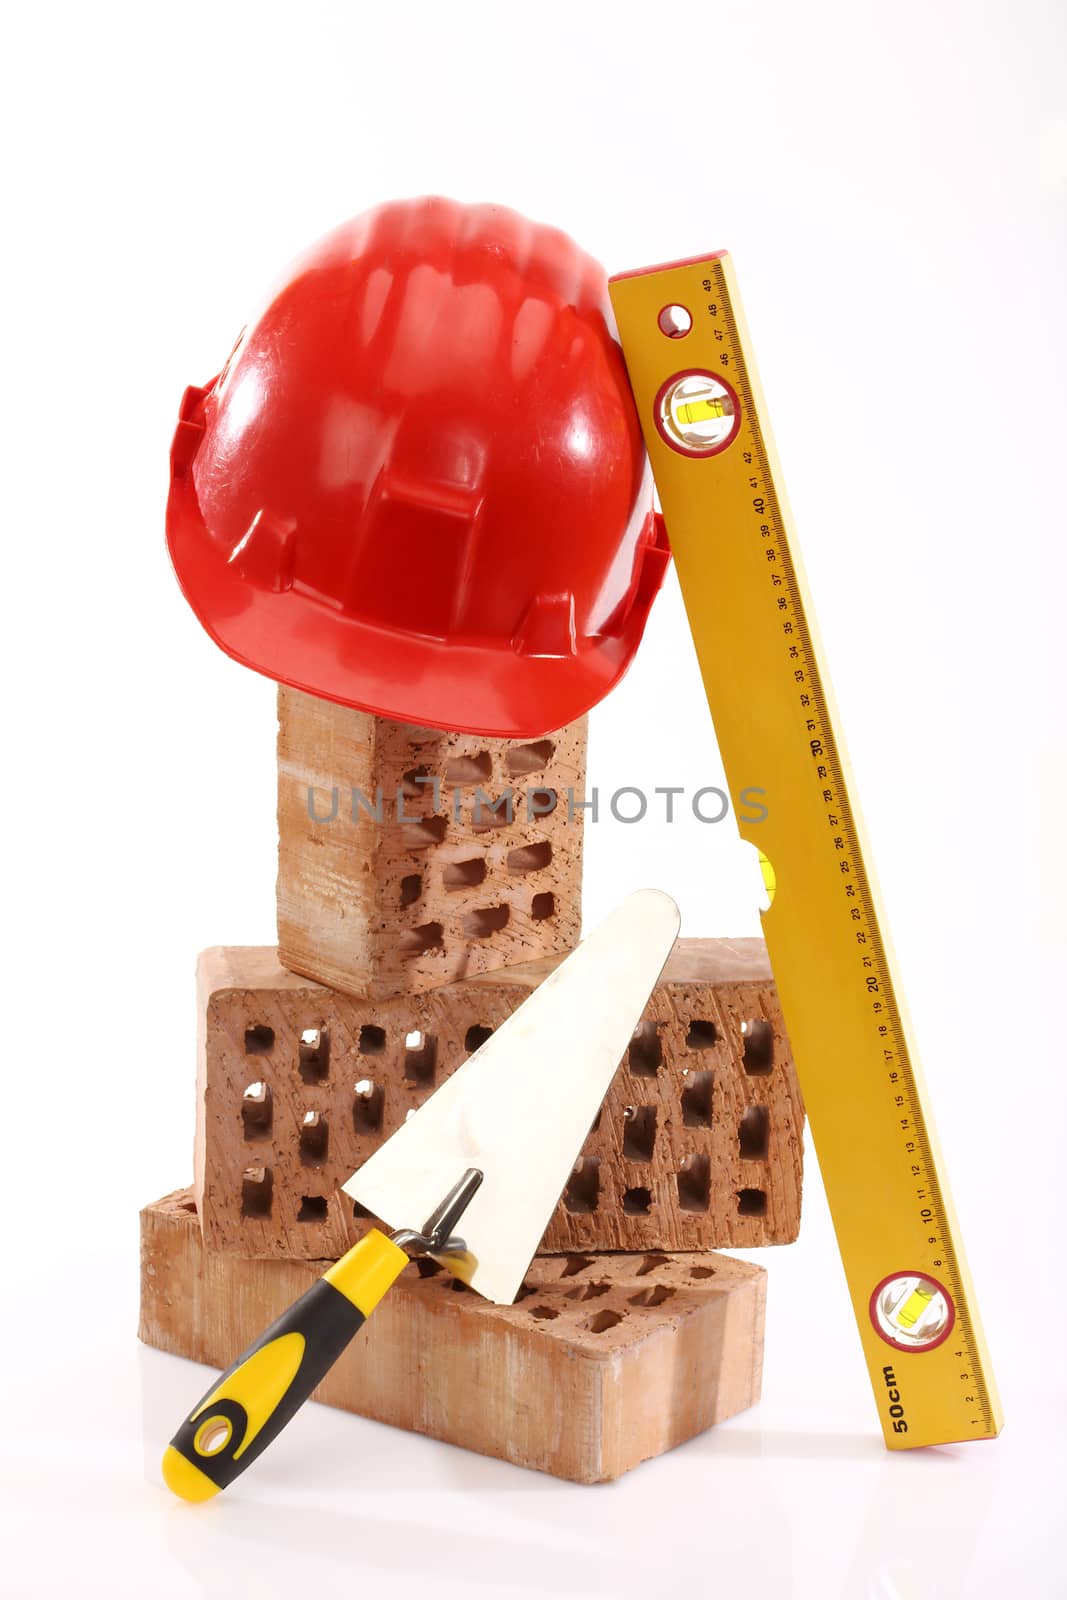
left=162, top=1229, right=408, bottom=1502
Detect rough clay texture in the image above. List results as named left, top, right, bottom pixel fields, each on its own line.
left=195, top=939, right=804, bottom=1261
left=277, top=687, right=586, bottom=1000
left=140, top=1189, right=767, bottom=1484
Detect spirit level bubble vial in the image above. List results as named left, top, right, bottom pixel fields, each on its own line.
left=610, top=253, right=1002, bottom=1448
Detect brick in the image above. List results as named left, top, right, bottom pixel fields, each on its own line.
left=140, top=1189, right=767, bottom=1484
left=276, top=687, right=586, bottom=999
left=195, top=939, right=804, bottom=1260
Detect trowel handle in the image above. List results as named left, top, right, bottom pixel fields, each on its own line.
left=162, top=1230, right=408, bottom=1501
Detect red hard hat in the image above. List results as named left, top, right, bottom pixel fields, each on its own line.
left=166, top=197, right=669, bottom=737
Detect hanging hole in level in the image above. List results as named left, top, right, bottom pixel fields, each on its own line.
left=657, top=303, right=692, bottom=338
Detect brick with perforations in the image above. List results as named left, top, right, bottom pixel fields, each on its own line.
left=276, top=686, right=586, bottom=1001
left=194, top=938, right=804, bottom=1260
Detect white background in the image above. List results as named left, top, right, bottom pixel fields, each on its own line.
left=2, top=2, right=1064, bottom=1595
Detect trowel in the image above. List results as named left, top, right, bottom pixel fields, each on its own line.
left=163, top=889, right=680, bottom=1500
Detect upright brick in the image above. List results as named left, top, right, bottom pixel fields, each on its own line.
left=194, top=940, right=804, bottom=1261
left=276, top=686, right=586, bottom=999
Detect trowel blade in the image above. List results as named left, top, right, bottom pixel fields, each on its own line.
left=344, top=889, right=680, bottom=1304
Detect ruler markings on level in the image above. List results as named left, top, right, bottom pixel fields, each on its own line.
left=610, top=253, right=1001, bottom=1446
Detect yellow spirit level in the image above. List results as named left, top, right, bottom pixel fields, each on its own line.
left=610, top=253, right=1002, bottom=1448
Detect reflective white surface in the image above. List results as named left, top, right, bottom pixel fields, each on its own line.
left=3, top=1159, right=1059, bottom=1599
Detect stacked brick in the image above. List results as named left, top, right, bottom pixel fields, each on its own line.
left=140, top=689, right=806, bottom=1481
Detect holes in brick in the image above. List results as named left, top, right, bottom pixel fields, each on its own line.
left=623, top=1186, right=653, bottom=1215
left=470, top=796, right=515, bottom=832
left=742, top=1018, right=774, bottom=1074
left=567, top=1281, right=611, bottom=1301
left=464, top=1024, right=493, bottom=1053
left=686, top=1019, right=717, bottom=1050
left=563, top=1157, right=600, bottom=1213
left=299, top=1027, right=330, bottom=1084
left=404, top=1030, right=437, bottom=1084
left=739, top=1105, right=770, bottom=1160
left=244, top=1024, right=274, bottom=1056
left=240, top=1167, right=272, bottom=1219
left=463, top=905, right=510, bottom=939
left=681, top=1069, right=713, bottom=1128
left=506, top=739, right=556, bottom=777
left=352, top=1199, right=377, bottom=1220
left=690, top=1265, right=716, bottom=1280
left=636, top=1253, right=669, bottom=1277
left=179, top=1197, right=198, bottom=1215
left=299, top=1110, right=328, bottom=1166
left=628, top=1285, right=676, bottom=1307
left=587, top=1309, right=624, bottom=1334
left=415, top=1257, right=443, bottom=1279
left=527, top=787, right=558, bottom=817
left=400, top=815, right=448, bottom=850
left=297, top=1195, right=329, bottom=1223
left=514, top=1282, right=537, bottom=1303
left=737, top=1187, right=768, bottom=1217
left=623, top=1105, right=657, bottom=1162
left=450, top=1277, right=469, bottom=1292
left=400, top=873, right=423, bottom=907
left=241, top=1081, right=272, bottom=1141
left=442, top=856, right=488, bottom=891
left=359, top=1025, right=386, bottom=1056
left=628, top=1020, right=662, bottom=1077
left=401, top=764, right=433, bottom=798
left=353, top=1079, right=384, bottom=1133
left=397, top=921, right=444, bottom=954
left=561, top=1254, right=595, bottom=1277
left=531, top=892, right=555, bottom=922
left=444, top=751, right=492, bottom=785
left=529, top=1305, right=560, bottom=1320
left=677, top=1153, right=711, bottom=1213
left=506, top=840, right=553, bottom=875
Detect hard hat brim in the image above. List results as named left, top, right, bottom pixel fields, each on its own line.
left=167, top=474, right=668, bottom=739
